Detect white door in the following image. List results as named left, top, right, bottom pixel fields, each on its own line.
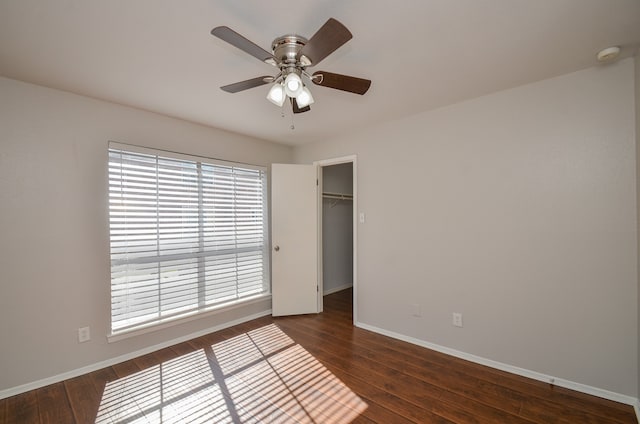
left=271, top=164, right=318, bottom=316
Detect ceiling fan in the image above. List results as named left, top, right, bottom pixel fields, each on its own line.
left=211, top=18, right=371, bottom=114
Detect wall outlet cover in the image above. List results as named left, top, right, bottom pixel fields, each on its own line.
left=78, top=326, right=91, bottom=343
left=452, top=313, right=463, bottom=328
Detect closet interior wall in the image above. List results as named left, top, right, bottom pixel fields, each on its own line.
left=322, top=163, right=354, bottom=295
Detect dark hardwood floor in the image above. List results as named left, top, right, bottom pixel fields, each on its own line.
left=1, top=289, right=637, bottom=423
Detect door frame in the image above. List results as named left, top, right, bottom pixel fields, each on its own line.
left=314, top=155, right=358, bottom=324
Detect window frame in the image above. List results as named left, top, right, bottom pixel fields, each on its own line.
left=107, top=142, right=270, bottom=341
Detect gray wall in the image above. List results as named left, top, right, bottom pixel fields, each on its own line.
left=322, top=163, right=353, bottom=294
left=294, top=59, right=638, bottom=397
left=0, top=76, right=292, bottom=393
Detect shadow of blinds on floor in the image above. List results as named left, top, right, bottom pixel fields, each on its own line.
left=96, top=323, right=368, bottom=423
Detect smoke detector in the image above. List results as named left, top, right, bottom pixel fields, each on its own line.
left=596, top=46, right=620, bottom=63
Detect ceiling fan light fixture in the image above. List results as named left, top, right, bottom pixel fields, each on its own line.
left=266, top=83, right=286, bottom=106
left=284, top=73, right=303, bottom=98
left=296, top=86, right=314, bottom=108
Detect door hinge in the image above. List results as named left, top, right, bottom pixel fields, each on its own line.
left=316, top=179, right=318, bottom=186
left=317, top=285, right=319, bottom=292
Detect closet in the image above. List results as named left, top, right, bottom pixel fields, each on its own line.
left=321, top=162, right=353, bottom=296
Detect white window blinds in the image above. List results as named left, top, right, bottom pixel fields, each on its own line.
left=108, top=143, right=269, bottom=334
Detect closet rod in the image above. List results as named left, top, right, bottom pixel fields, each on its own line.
left=322, top=192, right=353, bottom=201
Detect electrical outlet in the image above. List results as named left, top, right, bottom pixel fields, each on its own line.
left=78, top=326, right=91, bottom=343
left=411, top=304, right=422, bottom=317
left=452, top=313, right=463, bottom=328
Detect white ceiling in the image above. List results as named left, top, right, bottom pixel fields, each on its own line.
left=1, top=0, right=639, bottom=146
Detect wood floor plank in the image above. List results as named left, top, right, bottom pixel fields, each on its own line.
left=132, top=350, right=164, bottom=370
left=169, top=340, right=199, bottom=356
left=0, top=398, right=5, bottom=424
left=105, top=361, right=151, bottom=423
left=88, top=366, right=119, bottom=398
left=348, top=395, right=416, bottom=424
left=64, top=373, right=99, bottom=424
left=111, top=357, right=141, bottom=378
left=36, top=382, right=75, bottom=424
left=5, top=391, right=39, bottom=424
left=519, top=395, right=630, bottom=424
left=437, top=389, right=535, bottom=424
left=349, top=415, right=377, bottom=424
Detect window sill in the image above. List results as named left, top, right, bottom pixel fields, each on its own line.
left=107, top=293, right=271, bottom=343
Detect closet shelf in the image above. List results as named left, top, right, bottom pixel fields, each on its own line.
left=322, top=192, right=353, bottom=201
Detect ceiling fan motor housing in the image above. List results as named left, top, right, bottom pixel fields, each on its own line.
left=271, top=35, right=310, bottom=69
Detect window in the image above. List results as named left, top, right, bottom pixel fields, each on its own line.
left=108, top=143, right=269, bottom=335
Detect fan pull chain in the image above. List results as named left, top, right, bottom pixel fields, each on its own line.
left=279, top=99, right=295, bottom=130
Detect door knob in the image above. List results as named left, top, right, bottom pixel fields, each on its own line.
left=274, top=245, right=280, bottom=252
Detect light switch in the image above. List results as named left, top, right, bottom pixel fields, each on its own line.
left=359, top=212, right=365, bottom=224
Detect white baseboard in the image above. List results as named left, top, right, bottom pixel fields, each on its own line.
left=355, top=320, right=638, bottom=408
left=323, top=283, right=353, bottom=296
left=0, top=309, right=272, bottom=401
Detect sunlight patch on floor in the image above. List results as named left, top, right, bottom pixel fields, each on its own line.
left=96, top=324, right=367, bottom=423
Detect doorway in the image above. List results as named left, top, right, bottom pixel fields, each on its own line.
left=317, top=156, right=357, bottom=322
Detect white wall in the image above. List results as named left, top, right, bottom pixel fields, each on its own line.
left=295, top=59, right=638, bottom=397
left=322, top=163, right=353, bottom=294
left=0, top=76, right=292, bottom=394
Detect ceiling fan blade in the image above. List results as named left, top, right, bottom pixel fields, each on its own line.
left=221, top=76, right=272, bottom=93
left=291, top=98, right=311, bottom=114
left=297, top=18, right=352, bottom=66
left=211, top=26, right=277, bottom=65
left=311, top=71, right=371, bottom=95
